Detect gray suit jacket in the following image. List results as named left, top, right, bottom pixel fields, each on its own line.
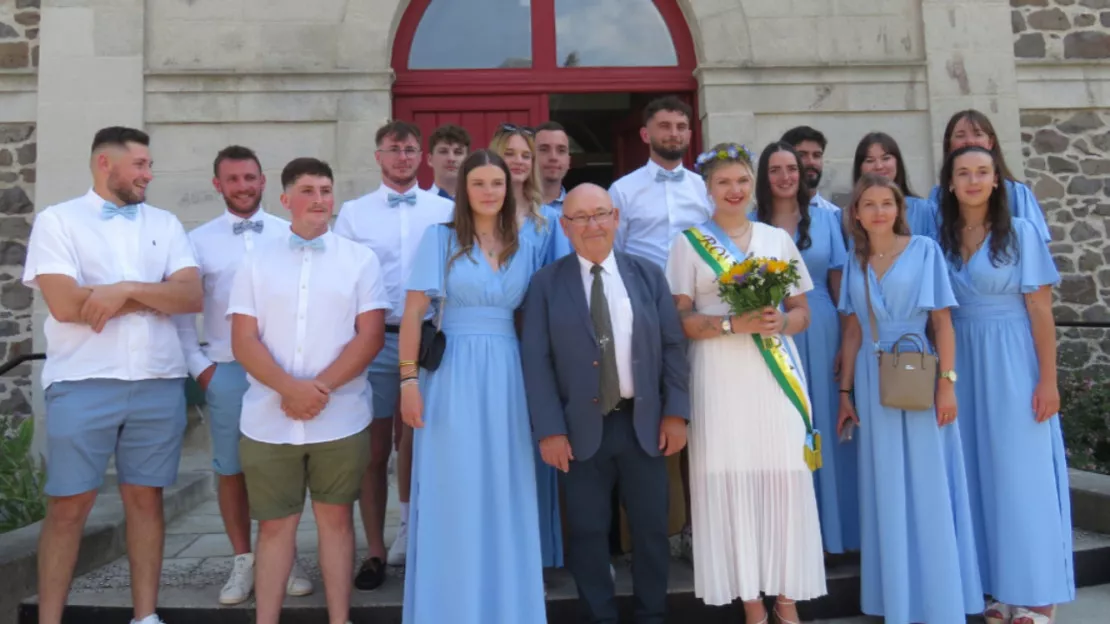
left=521, top=251, right=690, bottom=462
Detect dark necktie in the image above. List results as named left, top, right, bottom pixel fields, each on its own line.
left=590, top=264, right=621, bottom=414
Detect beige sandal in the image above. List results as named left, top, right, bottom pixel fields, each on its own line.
left=985, top=600, right=1012, bottom=624
left=774, top=598, right=800, bottom=624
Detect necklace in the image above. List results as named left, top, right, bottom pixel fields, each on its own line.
left=725, top=222, right=752, bottom=239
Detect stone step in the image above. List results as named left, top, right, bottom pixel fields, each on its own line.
left=18, top=530, right=1110, bottom=624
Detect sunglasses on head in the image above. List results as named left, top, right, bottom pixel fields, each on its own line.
left=497, top=123, right=534, bottom=137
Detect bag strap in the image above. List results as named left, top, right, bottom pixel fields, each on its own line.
left=862, top=260, right=880, bottom=352
left=435, top=228, right=449, bottom=331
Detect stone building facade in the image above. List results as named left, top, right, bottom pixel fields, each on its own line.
left=1012, top=0, right=1110, bottom=374
left=0, top=0, right=1107, bottom=431
left=0, top=0, right=38, bottom=422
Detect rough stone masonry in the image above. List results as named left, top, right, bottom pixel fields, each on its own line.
left=0, top=0, right=38, bottom=423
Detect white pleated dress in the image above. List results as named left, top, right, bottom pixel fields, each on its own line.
left=665, top=222, right=828, bottom=605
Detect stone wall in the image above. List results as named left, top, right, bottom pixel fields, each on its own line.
left=1012, top=0, right=1110, bottom=60
left=0, top=125, right=34, bottom=421
left=0, top=1, right=37, bottom=422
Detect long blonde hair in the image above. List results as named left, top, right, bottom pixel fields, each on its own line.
left=489, top=128, right=546, bottom=230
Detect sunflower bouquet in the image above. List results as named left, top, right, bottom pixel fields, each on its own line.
left=718, top=256, right=803, bottom=316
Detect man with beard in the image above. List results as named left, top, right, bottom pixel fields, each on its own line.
left=536, top=121, right=573, bottom=258
left=24, top=126, right=203, bottom=624
left=335, top=121, right=453, bottom=589
left=781, top=125, right=840, bottom=215
left=608, top=96, right=706, bottom=560
left=425, top=123, right=470, bottom=200
left=173, top=145, right=314, bottom=605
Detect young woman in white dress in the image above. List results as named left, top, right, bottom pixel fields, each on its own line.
left=665, top=143, right=827, bottom=623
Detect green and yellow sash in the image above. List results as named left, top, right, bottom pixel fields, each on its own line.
left=682, top=225, right=822, bottom=472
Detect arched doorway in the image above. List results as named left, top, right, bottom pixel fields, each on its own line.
left=391, top=0, right=699, bottom=188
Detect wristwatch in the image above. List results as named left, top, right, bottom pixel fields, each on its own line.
left=721, top=316, right=733, bottom=335
left=939, top=370, right=958, bottom=383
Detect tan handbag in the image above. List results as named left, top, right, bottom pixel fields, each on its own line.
left=864, top=263, right=937, bottom=411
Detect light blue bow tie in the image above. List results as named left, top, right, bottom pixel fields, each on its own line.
left=233, top=220, right=264, bottom=235
left=101, top=201, right=139, bottom=221
left=289, top=233, right=325, bottom=251
left=387, top=192, right=417, bottom=207
left=655, top=168, right=685, bottom=183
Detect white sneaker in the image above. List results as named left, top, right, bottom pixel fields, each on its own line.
left=387, top=522, right=408, bottom=566
left=286, top=558, right=314, bottom=596
left=218, top=553, right=255, bottom=605
left=130, top=615, right=166, bottom=624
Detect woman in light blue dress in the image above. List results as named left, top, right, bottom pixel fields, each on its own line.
left=937, top=146, right=1074, bottom=624
left=750, top=141, right=858, bottom=555
left=398, top=149, right=547, bottom=624
left=837, top=173, right=983, bottom=623
left=927, top=110, right=1051, bottom=242
left=853, top=131, right=938, bottom=240
left=490, top=125, right=564, bottom=571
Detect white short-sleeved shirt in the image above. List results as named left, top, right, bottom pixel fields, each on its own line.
left=173, top=209, right=290, bottom=378
left=334, top=185, right=453, bottom=325
left=22, top=189, right=198, bottom=388
left=227, top=230, right=391, bottom=445
left=610, top=160, right=713, bottom=269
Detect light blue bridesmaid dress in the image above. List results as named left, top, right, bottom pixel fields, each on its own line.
left=838, top=236, right=984, bottom=623
left=904, top=195, right=939, bottom=240
left=752, top=206, right=859, bottom=554
left=403, top=224, right=548, bottom=624
left=929, top=180, right=1051, bottom=241
left=519, top=204, right=565, bottom=569
left=946, top=217, right=1075, bottom=607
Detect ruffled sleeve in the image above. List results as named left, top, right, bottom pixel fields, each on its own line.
left=914, top=237, right=958, bottom=312
left=1015, top=217, right=1060, bottom=292
left=1007, top=180, right=1052, bottom=242
left=665, top=231, right=696, bottom=299
left=405, top=224, right=450, bottom=297
left=837, top=259, right=854, bottom=316
left=826, top=208, right=848, bottom=271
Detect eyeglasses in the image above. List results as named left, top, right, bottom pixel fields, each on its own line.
left=377, top=147, right=422, bottom=157
left=496, top=123, right=534, bottom=137
left=562, top=210, right=614, bottom=226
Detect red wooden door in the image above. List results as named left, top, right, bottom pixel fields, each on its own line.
left=612, top=92, right=700, bottom=180
left=394, top=94, right=547, bottom=189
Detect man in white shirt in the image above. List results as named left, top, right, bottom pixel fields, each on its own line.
left=608, top=96, right=707, bottom=551
left=425, top=123, right=470, bottom=200
left=335, top=121, right=453, bottom=588
left=23, top=126, right=204, bottom=624
left=536, top=121, right=573, bottom=258
left=781, top=125, right=841, bottom=215
left=228, top=157, right=389, bottom=624
left=173, top=145, right=313, bottom=604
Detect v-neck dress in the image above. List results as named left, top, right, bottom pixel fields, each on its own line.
left=837, top=236, right=984, bottom=623
left=519, top=204, right=565, bottom=569
left=402, top=224, right=548, bottom=624
left=754, top=205, right=859, bottom=555
left=666, top=220, right=827, bottom=605
left=946, top=217, right=1075, bottom=606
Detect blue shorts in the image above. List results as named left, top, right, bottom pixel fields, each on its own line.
left=368, top=332, right=400, bottom=420
left=44, top=378, right=187, bottom=497
left=204, top=361, right=250, bottom=475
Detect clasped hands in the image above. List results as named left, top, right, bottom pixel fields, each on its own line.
left=731, top=307, right=786, bottom=337
left=280, top=378, right=331, bottom=420
left=539, top=415, right=688, bottom=473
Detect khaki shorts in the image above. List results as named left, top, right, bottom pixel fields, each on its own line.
left=240, top=427, right=370, bottom=521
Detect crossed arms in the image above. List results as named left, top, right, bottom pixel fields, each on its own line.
left=36, top=269, right=203, bottom=332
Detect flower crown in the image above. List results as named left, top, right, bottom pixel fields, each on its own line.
left=694, top=144, right=756, bottom=173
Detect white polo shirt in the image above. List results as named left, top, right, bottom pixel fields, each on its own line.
left=334, top=185, right=452, bottom=325
left=173, top=208, right=290, bottom=378
left=610, top=160, right=712, bottom=268
left=227, top=230, right=391, bottom=445
left=22, top=189, right=198, bottom=388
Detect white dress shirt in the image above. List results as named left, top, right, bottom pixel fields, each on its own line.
left=22, top=190, right=198, bottom=388
left=578, top=252, right=635, bottom=399
left=334, top=185, right=453, bottom=325
left=610, top=160, right=712, bottom=268
left=227, top=231, right=391, bottom=445
left=174, top=208, right=290, bottom=378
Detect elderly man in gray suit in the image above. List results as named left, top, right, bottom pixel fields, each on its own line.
left=521, top=183, right=690, bottom=624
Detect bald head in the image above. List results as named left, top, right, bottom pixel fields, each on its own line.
left=559, top=183, right=620, bottom=263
